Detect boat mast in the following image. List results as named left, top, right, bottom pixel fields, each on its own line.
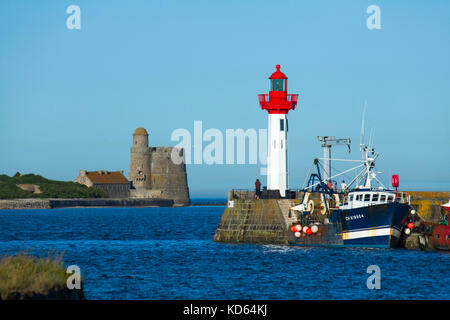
left=358, top=101, right=375, bottom=188
left=317, top=136, right=351, bottom=183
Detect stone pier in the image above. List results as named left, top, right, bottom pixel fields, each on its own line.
left=213, top=199, right=293, bottom=245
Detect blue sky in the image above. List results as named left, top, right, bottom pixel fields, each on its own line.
left=1, top=0, right=449, bottom=197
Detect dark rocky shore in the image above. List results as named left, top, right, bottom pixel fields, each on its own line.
left=1, top=288, right=85, bottom=300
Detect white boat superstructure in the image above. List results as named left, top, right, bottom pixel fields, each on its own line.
left=339, top=190, right=410, bottom=210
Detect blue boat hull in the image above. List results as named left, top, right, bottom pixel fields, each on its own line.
left=333, top=202, right=410, bottom=248
left=290, top=202, right=410, bottom=249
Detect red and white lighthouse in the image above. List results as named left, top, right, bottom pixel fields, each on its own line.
left=258, top=65, right=299, bottom=197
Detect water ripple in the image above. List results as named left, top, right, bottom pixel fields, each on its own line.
left=0, top=206, right=448, bottom=299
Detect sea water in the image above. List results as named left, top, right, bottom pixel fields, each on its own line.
left=0, top=203, right=448, bottom=300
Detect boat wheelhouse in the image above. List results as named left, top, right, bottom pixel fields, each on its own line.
left=340, top=189, right=410, bottom=210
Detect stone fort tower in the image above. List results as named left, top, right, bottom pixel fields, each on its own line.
left=129, top=127, right=190, bottom=206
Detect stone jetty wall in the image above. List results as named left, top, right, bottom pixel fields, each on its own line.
left=0, top=199, right=52, bottom=210
left=213, top=199, right=292, bottom=244
left=0, top=198, right=174, bottom=210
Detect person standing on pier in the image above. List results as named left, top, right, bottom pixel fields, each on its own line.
left=341, top=180, right=348, bottom=193
left=255, top=179, right=261, bottom=199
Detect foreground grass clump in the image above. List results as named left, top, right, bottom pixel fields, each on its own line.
left=0, top=252, right=71, bottom=300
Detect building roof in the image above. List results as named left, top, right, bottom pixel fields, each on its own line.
left=133, top=127, right=148, bottom=136
left=86, top=171, right=129, bottom=184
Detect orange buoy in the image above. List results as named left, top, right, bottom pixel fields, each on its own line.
left=407, top=222, right=414, bottom=229
left=290, top=226, right=296, bottom=232
left=306, top=228, right=312, bottom=235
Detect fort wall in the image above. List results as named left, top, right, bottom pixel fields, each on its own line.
left=149, top=147, right=190, bottom=207
left=129, top=128, right=190, bottom=206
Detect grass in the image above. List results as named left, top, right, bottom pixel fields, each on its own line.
left=0, top=172, right=108, bottom=199
left=0, top=251, right=70, bottom=300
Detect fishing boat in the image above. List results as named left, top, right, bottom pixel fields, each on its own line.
left=428, top=200, right=450, bottom=250
left=289, top=125, right=412, bottom=248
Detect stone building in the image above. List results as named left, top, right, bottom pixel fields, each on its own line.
left=129, top=127, right=190, bottom=206
left=74, top=170, right=130, bottom=198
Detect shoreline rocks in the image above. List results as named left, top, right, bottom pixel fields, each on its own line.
left=2, top=288, right=85, bottom=300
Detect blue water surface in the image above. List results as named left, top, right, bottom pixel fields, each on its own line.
left=0, top=203, right=448, bottom=300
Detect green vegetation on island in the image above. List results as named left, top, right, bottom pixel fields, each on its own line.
left=0, top=252, right=82, bottom=300
left=0, top=172, right=108, bottom=199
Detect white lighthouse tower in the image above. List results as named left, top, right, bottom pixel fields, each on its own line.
left=258, top=65, right=299, bottom=197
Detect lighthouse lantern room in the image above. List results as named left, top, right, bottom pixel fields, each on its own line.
left=258, top=65, right=299, bottom=197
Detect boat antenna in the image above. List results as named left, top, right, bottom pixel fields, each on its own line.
left=369, top=128, right=375, bottom=155
left=359, top=101, right=367, bottom=154
left=368, top=128, right=374, bottom=151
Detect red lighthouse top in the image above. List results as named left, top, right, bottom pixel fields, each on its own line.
left=269, top=64, right=287, bottom=80
left=258, top=64, right=299, bottom=114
